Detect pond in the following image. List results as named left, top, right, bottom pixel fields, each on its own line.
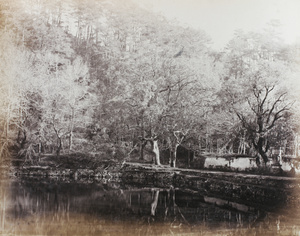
left=1, top=176, right=300, bottom=235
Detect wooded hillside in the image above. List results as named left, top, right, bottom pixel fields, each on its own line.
left=0, top=0, right=299, bottom=166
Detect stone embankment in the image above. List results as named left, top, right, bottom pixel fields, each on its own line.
left=121, top=162, right=300, bottom=209
left=9, top=165, right=122, bottom=181
left=8, top=161, right=300, bottom=209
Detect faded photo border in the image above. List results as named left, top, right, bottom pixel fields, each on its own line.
left=0, top=0, right=300, bottom=235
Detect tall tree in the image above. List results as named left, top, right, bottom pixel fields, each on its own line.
left=221, top=28, right=297, bottom=163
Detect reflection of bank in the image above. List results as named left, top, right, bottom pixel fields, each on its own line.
left=149, top=187, right=189, bottom=227
left=4, top=179, right=300, bottom=234
left=145, top=187, right=280, bottom=228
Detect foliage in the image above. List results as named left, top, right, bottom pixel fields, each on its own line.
left=0, top=0, right=299, bottom=166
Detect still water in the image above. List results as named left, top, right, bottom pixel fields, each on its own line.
left=1, top=176, right=300, bottom=236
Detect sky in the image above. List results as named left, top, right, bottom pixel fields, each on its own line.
left=135, top=0, right=300, bottom=50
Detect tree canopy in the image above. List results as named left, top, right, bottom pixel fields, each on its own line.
left=0, top=0, right=299, bottom=166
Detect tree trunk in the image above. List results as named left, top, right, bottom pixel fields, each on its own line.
left=140, top=136, right=161, bottom=165
left=205, top=132, right=209, bottom=153
left=69, top=131, right=73, bottom=152
left=139, top=115, right=145, bottom=160
left=38, top=136, right=42, bottom=162
left=254, top=136, right=269, bottom=164
left=170, top=130, right=188, bottom=167
left=5, top=103, right=11, bottom=142
left=18, top=130, right=27, bottom=149
left=188, top=143, right=191, bottom=167
left=170, top=143, right=179, bottom=168
left=153, top=139, right=161, bottom=165
left=69, top=107, right=75, bottom=152
left=56, top=136, right=62, bottom=157
left=294, top=135, right=299, bottom=157
left=140, top=140, right=145, bottom=160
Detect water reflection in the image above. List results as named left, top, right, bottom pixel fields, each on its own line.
left=1, top=177, right=300, bottom=235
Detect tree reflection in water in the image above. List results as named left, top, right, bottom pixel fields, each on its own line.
left=150, top=189, right=159, bottom=216
left=1, top=177, right=300, bottom=235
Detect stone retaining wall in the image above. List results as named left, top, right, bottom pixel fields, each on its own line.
left=8, top=163, right=300, bottom=210
left=121, top=163, right=300, bottom=209
left=9, top=166, right=121, bottom=181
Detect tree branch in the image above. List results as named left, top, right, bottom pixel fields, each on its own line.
left=266, top=104, right=290, bottom=130
left=260, top=85, right=275, bottom=111
left=235, top=111, right=256, bottom=133
left=266, top=92, right=287, bottom=125
left=247, top=98, right=257, bottom=114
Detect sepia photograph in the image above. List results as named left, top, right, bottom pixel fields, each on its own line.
left=0, top=0, right=300, bottom=235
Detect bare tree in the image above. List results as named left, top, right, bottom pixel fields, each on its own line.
left=235, top=83, right=292, bottom=164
